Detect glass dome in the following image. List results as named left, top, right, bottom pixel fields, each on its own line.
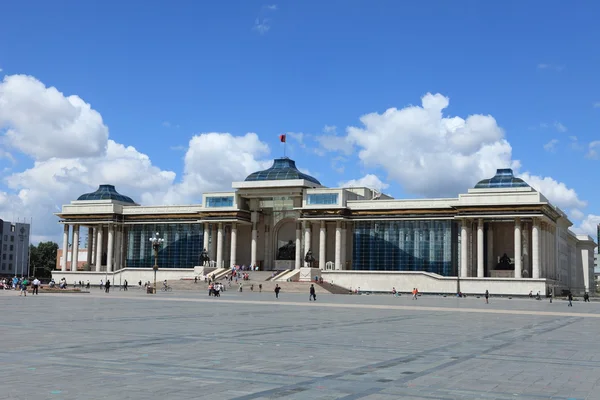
left=77, top=184, right=136, bottom=204
left=245, top=158, right=321, bottom=185
left=474, top=169, right=530, bottom=189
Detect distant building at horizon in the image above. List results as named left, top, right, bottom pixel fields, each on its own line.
left=0, top=219, right=30, bottom=277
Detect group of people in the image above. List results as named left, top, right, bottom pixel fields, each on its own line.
left=0, top=276, right=41, bottom=296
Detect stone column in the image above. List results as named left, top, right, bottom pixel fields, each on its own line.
left=230, top=223, right=237, bottom=269
left=251, top=223, right=257, bottom=269
left=95, top=226, right=103, bottom=271
left=304, top=221, right=312, bottom=267
left=514, top=218, right=522, bottom=278
left=210, top=225, right=217, bottom=262
left=487, top=223, right=494, bottom=273
left=294, top=222, right=302, bottom=270
left=216, top=223, right=224, bottom=268
left=62, top=224, right=69, bottom=272
left=87, top=227, right=93, bottom=267
left=460, top=220, right=468, bottom=278
left=542, top=222, right=547, bottom=278
left=203, top=223, right=209, bottom=259
left=335, top=221, right=342, bottom=270
left=341, top=222, right=348, bottom=270
left=107, top=225, right=114, bottom=273
left=477, top=219, right=484, bottom=278
left=532, top=219, right=540, bottom=279
left=319, top=221, right=326, bottom=269
left=264, top=225, right=270, bottom=270
left=71, top=225, right=79, bottom=271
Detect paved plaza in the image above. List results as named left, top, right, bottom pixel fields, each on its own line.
left=2, top=290, right=600, bottom=400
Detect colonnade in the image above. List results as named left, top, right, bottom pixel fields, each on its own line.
left=201, top=219, right=349, bottom=271
left=61, top=224, right=123, bottom=272
left=459, top=217, right=556, bottom=279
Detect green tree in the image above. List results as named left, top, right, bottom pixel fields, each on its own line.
left=30, top=241, right=58, bottom=279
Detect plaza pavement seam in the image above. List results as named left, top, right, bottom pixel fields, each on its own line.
left=229, top=315, right=580, bottom=400
left=41, top=292, right=600, bottom=319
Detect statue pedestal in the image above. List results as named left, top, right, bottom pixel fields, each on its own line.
left=299, top=268, right=321, bottom=282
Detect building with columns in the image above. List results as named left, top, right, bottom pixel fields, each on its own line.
left=53, top=159, right=595, bottom=295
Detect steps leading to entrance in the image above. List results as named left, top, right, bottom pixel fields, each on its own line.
left=169, top=279, right=343, bottom=294
left=274, top=269, right=300, bottom=282
left=266, top=270, right=288, bottom=281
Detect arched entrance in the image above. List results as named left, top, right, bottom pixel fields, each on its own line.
left=273, top=218, right=297, bottom=269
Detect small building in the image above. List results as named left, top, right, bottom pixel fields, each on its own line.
left=0, top=219, right=30, bottom=277
left=53, top=158, right=595, bottom=295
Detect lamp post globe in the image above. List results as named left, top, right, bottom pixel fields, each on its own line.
left=149, top=232, right=164, bottom=294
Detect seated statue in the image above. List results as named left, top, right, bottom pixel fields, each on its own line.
left=305, top=249, right=314, bottom=265
left=496, top=253, right=514, bottom=270
left=277, top=240, right=296, bottom=260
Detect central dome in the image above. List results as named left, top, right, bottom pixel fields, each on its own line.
left=245, top=158, right=321, bottom=185
left=474, top=169, right=529, bottom=189
left=77, top=184, right=136, bottom=204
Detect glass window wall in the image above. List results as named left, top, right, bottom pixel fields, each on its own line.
left=125, top=223, right=203, bottom=269
left=352, top=220, right=457, bottom=276
left=307, top=193, right=338, bottom=205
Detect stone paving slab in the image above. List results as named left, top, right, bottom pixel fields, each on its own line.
left=1, top=290, right=600, bottom=400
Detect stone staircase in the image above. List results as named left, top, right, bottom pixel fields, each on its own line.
left=167, top=275, right=345, bottom=294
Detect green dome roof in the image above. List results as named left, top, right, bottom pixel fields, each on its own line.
left=77, top=184, right=136, bottom=204
left=474, top=169, right=529, bottom=189
left=245, top=158, right=321, bottom=185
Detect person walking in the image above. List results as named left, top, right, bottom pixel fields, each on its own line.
left=484, top=290, right=489, bottom=304
left=259, top=283, right=262, bottom=293
left=549, top=288, right=553, bottom=303
left=568, top=291, right=573, bottom=307
left=105, top=279, right=111, bottom=293
left=32, top=278, right=40, bottom=295
left=412, top=288, right=417, bottom=300
left=274, top=284, right=281, bottom=299
left=309, top=284, right=316, bottom=301
left=123, top=280, right=128, bottom=291
left=584, top=292, right=590, bottom=302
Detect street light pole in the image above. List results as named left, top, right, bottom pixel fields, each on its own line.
left=149, top=232, right=164, bottom=294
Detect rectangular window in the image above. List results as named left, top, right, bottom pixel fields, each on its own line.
left=8, top=263, right=12, bottom=270
left=1, top=263, right=4, bottom=270
left=9, top=245, right=13, bottom=251
left=307, top=193, right=339, bottom=205
left=3, top=235, right=6, bottom=241
left=9, top=254, right=13, bottom=261
left=2, top=254, right=5, bottom=260
left=2, top=244, right=5, bottom=251
left=206, top=196, right=234, bottom=207
left=10, top=236, right=14, bottom=242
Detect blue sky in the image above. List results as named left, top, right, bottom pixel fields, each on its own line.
left=1, top=0, right=600, bottom=241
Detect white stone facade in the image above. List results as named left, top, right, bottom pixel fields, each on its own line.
left=53, top=163, right=596, bottom=295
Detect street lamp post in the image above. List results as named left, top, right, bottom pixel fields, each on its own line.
left=149, top=232, right=164, bottom=294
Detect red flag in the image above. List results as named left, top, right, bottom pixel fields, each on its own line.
left=279, top=134, right=286, bottom=143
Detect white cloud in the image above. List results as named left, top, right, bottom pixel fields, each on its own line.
left=155, top=132, right=271, bottom=205
left=286, top=132, right=305, bottom=146
left=517, top=172, right=587, bottom=210
left=0, top=74, right=272, bottom=243
left=162, top=121, right=171, bottom=128
left=323, top=125, right=336, bottom=133
left=343, top=93, right=513, bottom=197
left=573, top=214, right=600, bottom=238
left=593, top=102, right=600, bottom=109
left=253, top=18, right=270, bottom=34
left=265, top=4, right=277, bottom=10
left=543, top=139, right=559, bottom=152
left=586, top=141, right=600, bottom=159
left=537, top=63, right=564, bottom=72
left=339, top=174, right=389, bottom=192
left=0, top=74, right=108, bottom=160
left=554, top=122, right=567, bottom=132
left=570, top=209, right=585, bottom=221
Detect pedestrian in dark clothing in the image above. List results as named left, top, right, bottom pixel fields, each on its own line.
left=274, top=284, right=281, bottom=299
left=259, top=283, right=262, bottom=293
left=194, top=276, right=198, bottom=284
left=484, top=290, right=489, bottom=304
left=549, top=288, right=553, bottom=303
left=568, top=292, right=573, bottom=307
left=124, top=280, right=128, bottom=291
left=105, top=280, right=111, bottom=293
left=584, top=292, right=590, bottom=302
left=309, top=284, right=316, bottom=301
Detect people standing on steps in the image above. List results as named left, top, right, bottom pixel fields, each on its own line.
left=274, top=284, right=281, bottom=299
left=309, top=284, right=316, bottom=301
left=484, top=290, right=489, bottom=304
